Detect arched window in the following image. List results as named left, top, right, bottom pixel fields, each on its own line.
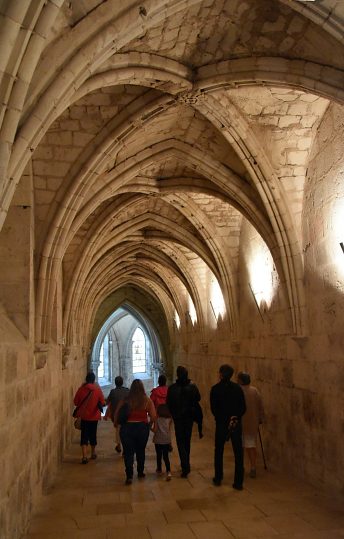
left=97, top=336, right=110, bottom=382
left=98, top=342, right=105, bottom=378
left=132, top=327, right=146, bottom=373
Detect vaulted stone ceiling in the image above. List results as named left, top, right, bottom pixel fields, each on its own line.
left=1, top=0, right=344, bottom=353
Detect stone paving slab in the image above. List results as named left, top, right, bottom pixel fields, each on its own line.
left=23, top=421, right=344, bottom=539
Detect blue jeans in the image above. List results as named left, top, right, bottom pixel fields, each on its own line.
left=120, top=422, right=150, bottom=478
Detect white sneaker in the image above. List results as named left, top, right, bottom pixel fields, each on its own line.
left=166, top=471, right=172, bottom=481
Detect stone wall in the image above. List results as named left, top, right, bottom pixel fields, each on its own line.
left=173, top=296, right=344, bottom=497
left=0, top=303, right=87, bottom=539
left=169, top=122, right=344, bottom=496
left=0, top=308, right=31, bottom=538
left=302, top=101, right=344, bottom=493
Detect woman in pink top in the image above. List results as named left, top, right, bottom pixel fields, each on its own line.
left=114, top=379, right=156, bottom=484
left=73, top=371, right=105, bottom=464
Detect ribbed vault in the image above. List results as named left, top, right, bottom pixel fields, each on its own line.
left=1, top=0, right=343, bottom=348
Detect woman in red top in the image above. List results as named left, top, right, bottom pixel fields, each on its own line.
left=114, top=379, right=156, bottom=484
left=73, top=371, right=105, bottom=464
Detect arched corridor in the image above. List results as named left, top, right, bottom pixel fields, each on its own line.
left=24, top=423, right=344, bottom=539
left=1, top=1, right=344, bottom=537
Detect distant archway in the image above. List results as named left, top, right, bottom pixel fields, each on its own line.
left=90, top=305, right=163, bottom=393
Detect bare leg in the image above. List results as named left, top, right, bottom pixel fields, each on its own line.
left=246, top=447, right=257, bottom=476
left=81, top=445, right=88, bottom=463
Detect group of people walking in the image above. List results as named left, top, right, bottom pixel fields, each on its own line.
left=73, top=364, right=264, bottom=489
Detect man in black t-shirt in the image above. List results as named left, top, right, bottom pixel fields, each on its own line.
left=167, top=366, right=201, bottom=477
left=210, top=364, right=246, bottom=490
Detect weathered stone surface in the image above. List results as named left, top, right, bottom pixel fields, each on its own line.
left=1, top=2, right=344, bottom=538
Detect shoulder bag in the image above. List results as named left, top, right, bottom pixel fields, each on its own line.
left=73, top=389, right=93, bottom=429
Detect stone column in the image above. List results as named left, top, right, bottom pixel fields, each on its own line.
left=0, top=163, right=34, bottom=340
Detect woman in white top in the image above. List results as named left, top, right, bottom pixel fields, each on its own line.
left=237, top=372, right=265, bottom=478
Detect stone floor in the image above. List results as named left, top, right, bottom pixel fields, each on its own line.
left=23, top=422, right=344, bottom=539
